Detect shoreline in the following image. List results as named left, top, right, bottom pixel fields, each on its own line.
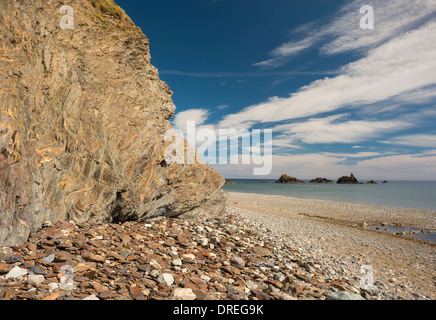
left=226, top=191, right=436, bottom=299
left=225, top=190, right=436, bottom=230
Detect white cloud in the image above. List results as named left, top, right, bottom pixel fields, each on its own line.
left=253, top=0, right=436, bottom=68
left=381, top=134, right=436, bottom=148
left=220, top=21, right=436, bottom=128
left=322, top=0, right=436, bottom=55
left=356, top=152, right=436, bottom=180
left=253, top=37, right=317, bottom=68
left=173, top=109, right=210, bottom=135
left=217, top=104, right=230, bottom=110
left=272, top=114, right=411, bottom=144
left=393, top=85, right=436, bottom=104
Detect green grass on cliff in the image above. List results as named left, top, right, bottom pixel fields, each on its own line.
left=90, top=0, right=141, bottom=32
left=92, top=0, right=124, bottom=20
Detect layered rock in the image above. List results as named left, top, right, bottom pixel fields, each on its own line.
left=275, top=174, right=305, bottom=184
left=0, top=0, right=224, bottom=246
left=337, top=173, right=361, bottom=184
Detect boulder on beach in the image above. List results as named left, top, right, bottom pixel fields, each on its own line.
left=309, top=177, right=333, bottom=184
left=337, top=173, right=361, bottom=184
left=275, top=174, right=305, bottom=184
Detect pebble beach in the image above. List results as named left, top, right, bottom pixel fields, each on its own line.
left=227, top=191, right=436, bottom=299
left=0, top=191, right=434, bottom=300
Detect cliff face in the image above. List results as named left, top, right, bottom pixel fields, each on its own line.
left=0, top=0, right=225, bottom=246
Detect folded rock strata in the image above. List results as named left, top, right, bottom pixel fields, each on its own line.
left=0, top=0, right=225, bottom=246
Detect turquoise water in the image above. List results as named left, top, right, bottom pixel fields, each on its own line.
left=223, top=179, right=436, bottom=211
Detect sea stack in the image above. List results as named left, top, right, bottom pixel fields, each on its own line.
left=275, top=174, right=306, bottom=183
left=337, top=173, right=361, bottom=184
left=0, top=0, right=225, bottom=246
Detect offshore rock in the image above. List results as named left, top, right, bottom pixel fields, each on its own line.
left=309, top=177, right=333, bottom=184
left=0, top=0, right=224, bottom=246
left=366, top=180, right=378, bottom=184
left=275, top=174, right=305, bottom=184
left=337, top=173, right=361, bottom=184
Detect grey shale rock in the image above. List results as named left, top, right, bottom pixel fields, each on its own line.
left=5, top=266, right=28, bottom=280
left=27, top=274, right=45, bottom=286
left=326, top=291, right=366, bottom=301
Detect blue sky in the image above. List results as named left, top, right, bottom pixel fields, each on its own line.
left=116, top=0, right=436, bottom=180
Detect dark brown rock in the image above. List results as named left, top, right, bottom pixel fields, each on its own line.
left=337, top=173, right=361, bottom=184
left=0, top=263, right=12, bottom=274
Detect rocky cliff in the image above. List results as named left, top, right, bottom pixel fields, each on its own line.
left=0, top=0, right=225, bottom=246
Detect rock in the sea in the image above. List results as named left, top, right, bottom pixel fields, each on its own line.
left=366, top=180, right=377, bottom=184
left=225, top=179, right=235, bottom=185
left=382, top=180, right=389, bottom=184
left=337, top=173, right=361, bottom=184
left=0, top=0, right=224, bottom=246
left=309, top=177, right=333, bottom=184
left=275, top=174, right=305, bottom=184
left=326, top=291, right=365, bottom=300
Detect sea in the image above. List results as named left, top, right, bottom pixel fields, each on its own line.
left=222, top=179, right=436, bottom=211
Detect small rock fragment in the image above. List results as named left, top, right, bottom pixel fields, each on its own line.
left=157, top=273, right=174, bottom=287
left=172, top=288, right=197, bottom=300
left=27, top=275, right=45, bottom=286
left=5, top=266, right=28, bottom=280
left=326, top=291, right=365, bottom=300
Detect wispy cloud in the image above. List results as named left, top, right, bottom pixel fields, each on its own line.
left=272, top=114, right=411, bottom=144
left=253, top=0, right=436, bottom=68
left=219, top=21, right=436, bottom=128
left=381, top=134, right=436, bottom=148
left=217, top=104, right=230, bottom=110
